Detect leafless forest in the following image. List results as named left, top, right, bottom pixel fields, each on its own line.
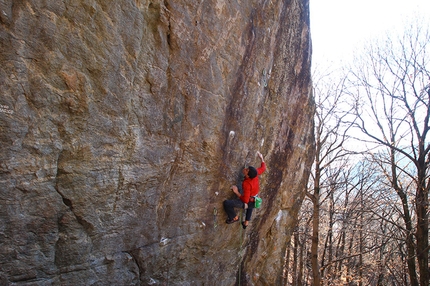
left=284, top=22, right=430, bottom=286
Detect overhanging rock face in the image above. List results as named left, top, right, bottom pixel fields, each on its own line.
left=0, top=0, right=314, bottom=285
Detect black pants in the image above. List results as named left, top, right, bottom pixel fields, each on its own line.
left=223, top=199, right=255, bottom=221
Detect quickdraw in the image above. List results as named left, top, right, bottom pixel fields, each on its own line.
left=213, top=207, right=218, bottom=229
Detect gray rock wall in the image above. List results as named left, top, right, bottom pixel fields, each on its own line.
left=0, top=0, right=314, bottom=285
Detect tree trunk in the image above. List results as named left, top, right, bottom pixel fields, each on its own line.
left=416, top=157, right=429, bottom=286
left=310, top=177, right=321, bottom=285
left=298, top=235, right=304, bottom=286
left=283, top=238, right=291, bottom=286
left=358, top=189, right=363, bottom=286
left=293, top=230, right=299, bottom=285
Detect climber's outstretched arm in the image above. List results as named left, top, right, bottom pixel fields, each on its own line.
left=257, top=152, right=266, bottom=174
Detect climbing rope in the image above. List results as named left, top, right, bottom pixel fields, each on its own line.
left=238, top=209, right=244, bottom=285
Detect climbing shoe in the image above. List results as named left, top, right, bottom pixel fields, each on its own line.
left=226, top=217, right=239, bottom=224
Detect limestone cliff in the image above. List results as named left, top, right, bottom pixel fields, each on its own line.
left=0, top=0, right=314, bottom=285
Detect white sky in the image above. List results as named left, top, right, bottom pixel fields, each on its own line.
left=310, top=0, right=430, bottom=68
left=310, top=0, right=430, bottom=153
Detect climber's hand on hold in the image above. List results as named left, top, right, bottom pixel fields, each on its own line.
left=257, top=151, right=264, bottom=162
left=231, top=185, right=240, bottom=197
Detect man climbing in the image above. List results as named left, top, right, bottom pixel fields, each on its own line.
left=223, top=151, right=266, bottom=229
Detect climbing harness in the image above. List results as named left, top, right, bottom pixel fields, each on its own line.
left=262, top=68, right=268, bottom=87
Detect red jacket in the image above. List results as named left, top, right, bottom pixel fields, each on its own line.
left=240, top=162, right=266, bottom=203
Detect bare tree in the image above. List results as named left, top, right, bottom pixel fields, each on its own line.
left=291, top=22, right=429, bottom=285
left=298, top=138, right=417, bottom=285
left=285, top=205, right=312, bottom=286
left=348, top=23, right=430, bottom=285
left=305, top=69, right=354, bottom=285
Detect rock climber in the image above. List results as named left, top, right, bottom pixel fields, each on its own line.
left=223, top=151, right=266, bottom=229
